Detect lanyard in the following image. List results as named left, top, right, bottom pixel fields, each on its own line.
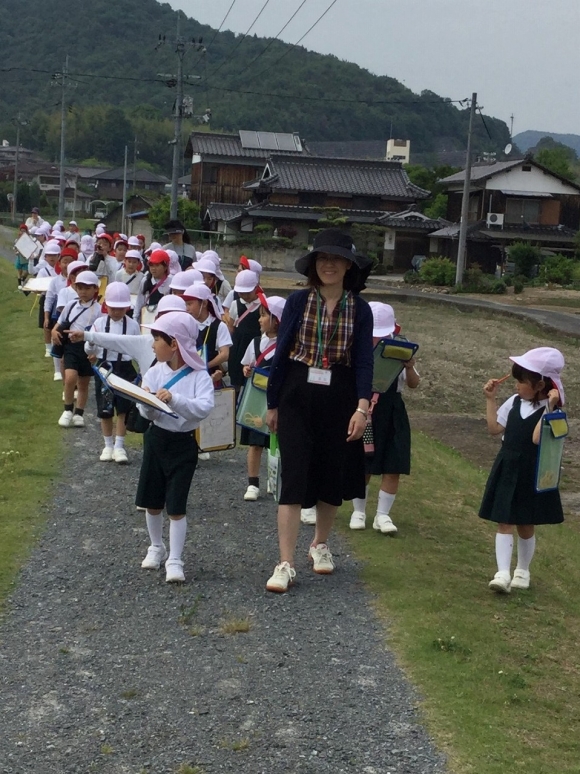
left=315, top=291, right=347, bottom=369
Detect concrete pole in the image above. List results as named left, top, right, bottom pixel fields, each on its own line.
left=122, top=144, right=128, bottom=232
left=170, top=14, right=184, bottom=220
left=12, top=117, right=21, bottom=222
left=58, top=56, right=69, bottom=220
left=455, top=92, right=477, bottom=286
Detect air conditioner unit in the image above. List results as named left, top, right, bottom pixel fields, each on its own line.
left=487, top=212, right=504, bottom=227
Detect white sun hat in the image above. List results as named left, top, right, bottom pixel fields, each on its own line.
left=233, top=269, right=259, bottom=293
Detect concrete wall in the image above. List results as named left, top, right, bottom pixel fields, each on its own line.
left=212, top=243, right=305, bottom=271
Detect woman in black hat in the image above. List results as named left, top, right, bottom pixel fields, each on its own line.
left=265, top=229, right=374, bottom=593
left=163, top=219, right=195, bottom=270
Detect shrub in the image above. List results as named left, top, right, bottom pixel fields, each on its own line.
left=513, top=278, right=524, bottom=294
left=419, top=257, right=456, bottom=286
left=503, top=274, right=513, bottom=287
left=253, top=223, right=273, bottom=235
left=508, top=242, right=542, bottom=278
left=403, top=270, right=423, bottom=285
left=538, top=254, right=576, bottom=285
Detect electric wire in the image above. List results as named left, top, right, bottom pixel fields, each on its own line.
left=189, top=0, right=238, bottom=70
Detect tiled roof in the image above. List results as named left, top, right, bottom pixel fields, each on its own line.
left=93, top=167, right=170, bottom=183
left=249, top=156, right=429, bottom=200
left=377, top=207, right=450, bottom=230
left=206, top=202, right=245, bottom=222
left=440, top=159, right=580, bottom=192
left=430, top=220, right=578, bottom=241
left=307, top=140, right=387, bottom=161
left=246, top=202, right=389, bottom=223
left=185, top=131, right=308, bottom=160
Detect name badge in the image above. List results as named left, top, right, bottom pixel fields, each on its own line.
left=307, top=367, right=332, bottom=386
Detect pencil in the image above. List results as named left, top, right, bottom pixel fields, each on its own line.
left=495, top=373, right=511, bottom=384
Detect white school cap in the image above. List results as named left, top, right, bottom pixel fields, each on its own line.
left=170, top=271, right=199, bottom=292
left=144, top=312, right=206, bottom=371
left=368, top=302, right=397, bottom=337
left=184, top=268, right=203, bottom=283
left=145, top=241, right=162, bottom=255
left=202, top=249, right=225, bottom=280
left=75, top=270, right=99, bottom=286
left=125, top=249, right=142, bottom=261
left=166, top=249, right=182, bottom=276
left=105, top=281, right=132, bottom=308
left=194, top=258, right=218, bottom=276
left=182, top=281, right=221, bottom=319
left=44, top=239, right=62, bottom=255
left=80, top=235, right=95, bottom=252
left=510, top=347, right=566, bottom=405
left=233, top=269, right=259, bottom=293
left=259, top=294, right=286, bottom=323
left=156, top=294, right=186, bottom=315
left=69, top=220, right=77, bottom=226
left=128, top=236, right=141, bottom=248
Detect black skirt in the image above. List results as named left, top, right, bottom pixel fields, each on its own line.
left=277, top=360, right=365, bottom=508
left=365, top=384, right=411, bottom=476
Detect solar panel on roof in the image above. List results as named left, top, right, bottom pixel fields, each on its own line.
left=239, top=130, right=260, bottom=149
left=276, top=133, right=299, bottom=152
left=257, top=132, right=278, bottom=150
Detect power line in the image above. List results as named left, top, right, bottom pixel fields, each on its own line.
left=228, top=0, right=310, bottom=82
left=190, top=0, right=238, bottom=70
left=203, top=0, right=272, bottom=81
left=241, top=0, right=339, bottom=86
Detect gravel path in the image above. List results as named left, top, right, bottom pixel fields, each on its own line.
left=0, top=399, right=446, bottom=774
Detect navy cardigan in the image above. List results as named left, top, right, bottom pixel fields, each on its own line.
left=266, top=289, right=374, bottom=409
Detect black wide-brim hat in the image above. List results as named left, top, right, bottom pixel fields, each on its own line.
left=164, top=219, right=186, bottom=234
left=295, top=228, right=373, bottom=276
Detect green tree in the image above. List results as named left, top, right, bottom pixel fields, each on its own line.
left=148, top=195, right=201, bottom=231
left=535, top=147, right=577, bottom=181
left=424, top=193, right=448, bottom=219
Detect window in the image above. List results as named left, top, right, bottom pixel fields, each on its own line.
left=522, top=165, right=532, bottom=172
left=468, top=194, right=480, bottom=222
left=202, top=165, right=218, bottom=184
left=505, top=198, right=541, bottom=224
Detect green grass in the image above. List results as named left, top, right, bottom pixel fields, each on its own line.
left=338, top=431, right=580, bottom=774
left=0, top=254, right=66, bottom=610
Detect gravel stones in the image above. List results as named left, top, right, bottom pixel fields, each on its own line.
left=0, top=400, right=446, bottom=773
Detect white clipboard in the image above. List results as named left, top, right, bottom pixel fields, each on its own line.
left=195, top=387, right=236, bottom=452
left=94, top=366, right=178, bottom=417
left=21, top=276, right=52, bottom=294
left=140, top=306, right=156, bottom=333
left=15, top=233, right=42, bottom=261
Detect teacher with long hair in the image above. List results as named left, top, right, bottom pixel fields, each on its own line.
left=266, top=229, right=374, bottom=593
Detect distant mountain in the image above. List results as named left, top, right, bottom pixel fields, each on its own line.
left=0, top=0, right=510, bottom=161
left=513, top=130, right=580, bottom=156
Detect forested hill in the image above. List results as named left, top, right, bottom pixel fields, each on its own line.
left=0, top=0, right=509, bottom=163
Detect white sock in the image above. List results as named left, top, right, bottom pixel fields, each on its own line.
left=45, top=342, right=51, bottom=353
left=103, top=436, right=114, bottom=448
left=146, top=510, right=163, bottom=546
left=169, top=517, right=187, bottom=561
left=352, top=484, right=369, bottom=514
left=114, top=436, right=125, bottom=449
left=495, top=533, right=513, bottom=574
left=377, top=490, right=396, bottom=516
left=53, top=357, right=62, bottom=373
left=516, top=536, right=536, bottom=572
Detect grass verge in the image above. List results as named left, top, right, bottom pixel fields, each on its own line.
left=0, top=255, right=66, bottom=610
left=338, top=431, right=580, bottom=774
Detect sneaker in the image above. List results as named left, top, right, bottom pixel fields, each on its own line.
left=266, top=562, right=296, bottom=593
left=45, top=349, right=52, bottom=358
left=488, top=571, right=511, bottom=594
left=309, top=543, right=335, bottom=575
left=136, top=506, right=146, bottom=512
left=72, top=414, right=85, bottom=427
left=198, top=452, right=210, bottom=461
left=141, top=544, right=168, bottom=570
left=113, top=448, right=129, bottom=464
left=300, top=506, right=317, bottom=525
left=53, top=372, right=63, bottom=381
left=373, top=514, right=398, bottom=535
left=349, top=510, right=367, bottom=530
left=99, top=446, right=114, bottom=461
left=165, top=559, right=185, bottom=583
left=244, top=485, right=260, bottom=501
left=510, top=569, right=530, bottom=590
left=58, top=410, right=73, bottom=427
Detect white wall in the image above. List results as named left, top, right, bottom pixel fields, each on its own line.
left=486, top=165, right=578, bottom=195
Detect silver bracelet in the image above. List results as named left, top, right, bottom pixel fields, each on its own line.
left=355, top=407, right=368, bottom=419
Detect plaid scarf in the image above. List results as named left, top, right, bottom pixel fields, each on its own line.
left=290, top=289, right=355, bottom=367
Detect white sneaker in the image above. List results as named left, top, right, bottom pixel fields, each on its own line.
left=198, top=452, right=210, bottom=461
left=309, top=543, right=335, bottom=575
left=99, top=446, right=114, bottom=461
left=165, top=559, right=185, bottom=583
left=141, top=544, right=168, bottom=570
left=53, top=372, right=63, bottom=381
left=510, top=569, right=530, bottom=590
left=488, top=571, right=511, bottom=593
left=244, top=485, right=260, bottom=501
left=373, top=514, right=398, bottom=535
left=58, top=410, right=73, bottom=427
left=300, top=506, right=317, bottom=525
left=72, top=414, right=85, bottom=427
left=266, top=562, right=296, bottom=593
left=349, top=511, right=367, bottom=530
left=113, top=447, right=128, bottom=464
left=45, top=349, right=52, bottom=358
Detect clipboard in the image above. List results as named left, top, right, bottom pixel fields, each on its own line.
left=535, top=409, right=568, bottom=492
left=140, top=306, right=156, bottom=333
left=372, top=336, right=419, bottom=393
left=15, top=232, right=42, bottom=261
left=21, top=276, right=52, bottom=294
left=93, top=365, right=178, bottom=417
left=195, top=387, right=236, bottom=452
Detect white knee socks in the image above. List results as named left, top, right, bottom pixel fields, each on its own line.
left=516, top=536, right=536, bottom=572
left=169, top=518, right=187, bottom=561
left=495, top=533, right=513, bottom=573
left=146, top=510, right=163, bottom=547
left=377, top=490, right=396, bottom=516
left=53, top=357, right=62, bottom=373
left=352, top=485, right=369, bottom=514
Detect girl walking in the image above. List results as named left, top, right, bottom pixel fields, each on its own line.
left=480, top=347, right=565, bottom=593
left=350, top=302, right=420, bottom=534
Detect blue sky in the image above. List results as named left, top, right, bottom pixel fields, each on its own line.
left=168, top=0, right=580, bottom=137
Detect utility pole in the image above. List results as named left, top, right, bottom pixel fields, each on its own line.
left=132, top=136, right=138, bottom=192
left=11, top=113, right=27, bottom=222
left=51, top=57, right=76, bottom=219
left=122, top=145, right=128, bottom=232
left=455, top=92, right=477, bottom=286
left=156, top=11, right=204, bottom=220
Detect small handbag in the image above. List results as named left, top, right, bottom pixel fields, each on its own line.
left=363, top=393, right=380, bottom=455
